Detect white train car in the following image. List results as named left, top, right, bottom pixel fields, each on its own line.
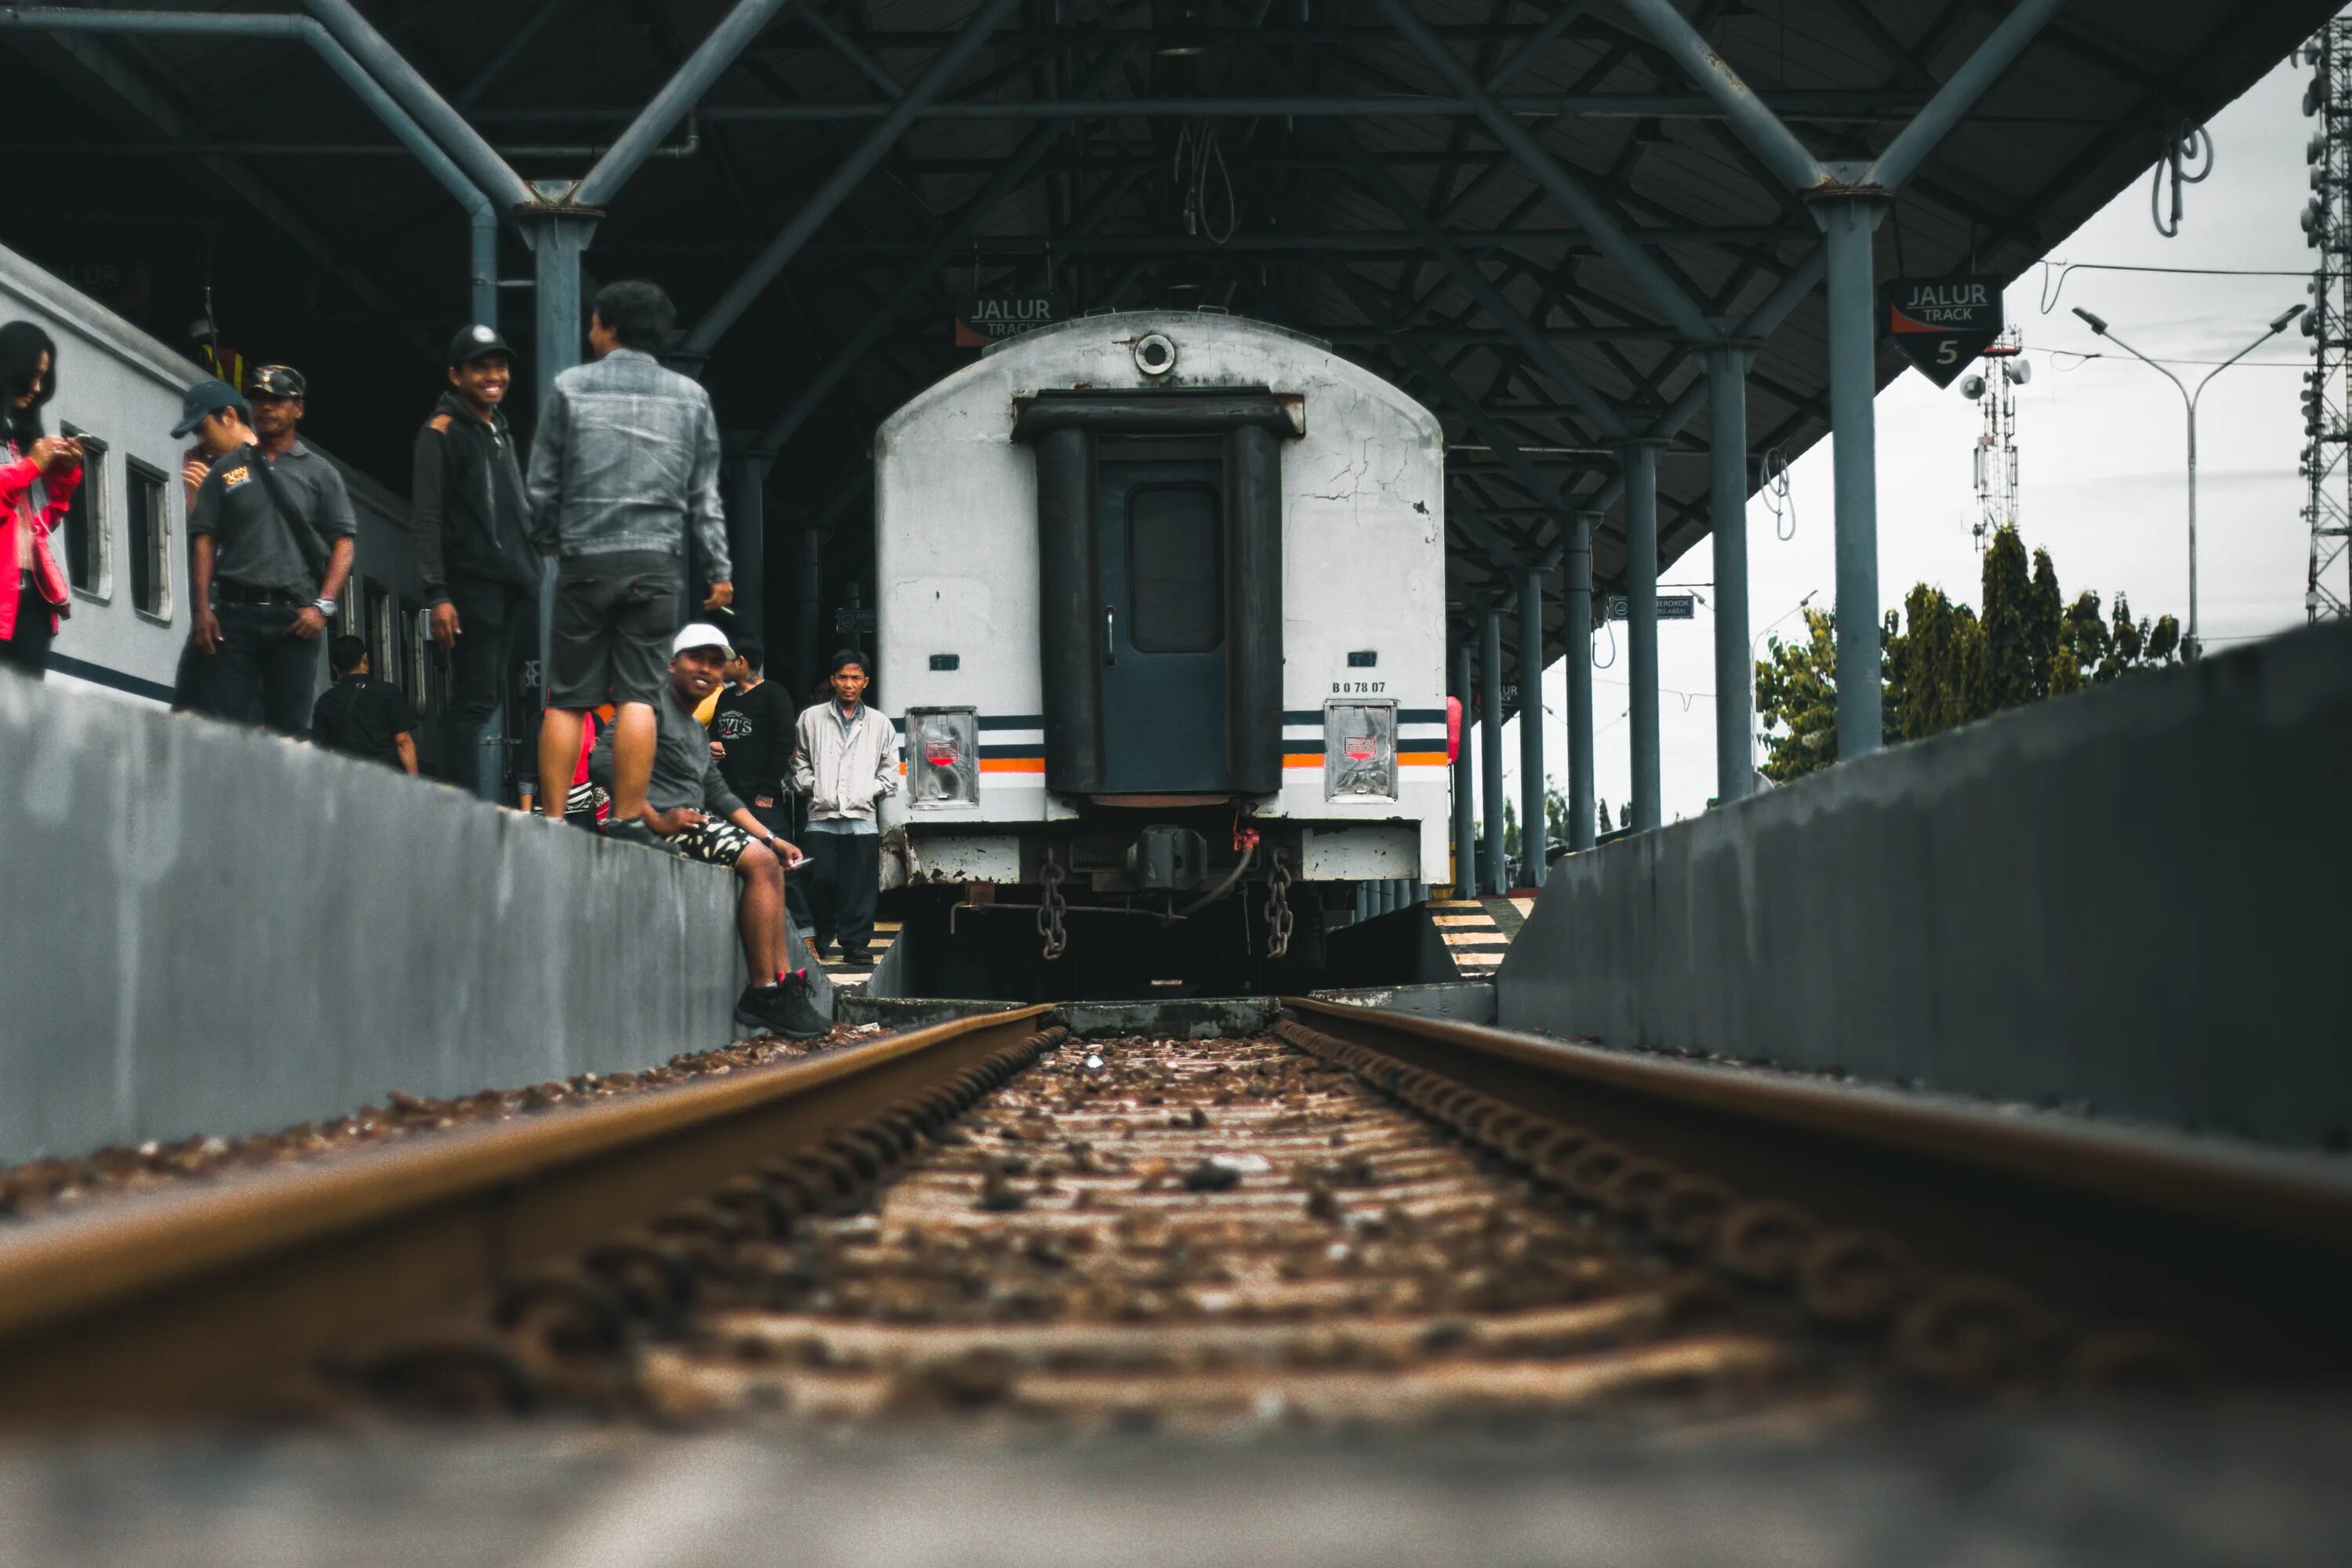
left=1, top=241, right=443, bottom=733
left=873, top=310, right=1453, bottom=990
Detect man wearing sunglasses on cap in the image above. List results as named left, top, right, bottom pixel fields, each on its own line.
left=185, top=364, right=358, bottom=735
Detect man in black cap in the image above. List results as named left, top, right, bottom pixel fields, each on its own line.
left=411, top=324, right=538, bottom=797
left=311, top=633, right=419, bottom=775
left=165, top=377, right=250, bottom=713
left=184, top=365, right=358, bottom=735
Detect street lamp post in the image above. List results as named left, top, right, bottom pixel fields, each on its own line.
left=2071, top=304, right=2306, bottom=659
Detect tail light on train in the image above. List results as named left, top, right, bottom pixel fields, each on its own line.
left=1446, top=695, right=1462, bottom=763
left=906, top=707, right=980, bottom=807
left=1323, top=701, right=1397, bottom=800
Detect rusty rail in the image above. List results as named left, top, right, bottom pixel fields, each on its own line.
left=0, top=1007, right=1057, bottom=1422
left=1277, top=1000, right=2352, bottom=1381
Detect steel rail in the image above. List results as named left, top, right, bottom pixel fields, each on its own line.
left=0, top=1007, right=1054, bottom=1424
left=1278, top=1000, right=2352, bottom=1378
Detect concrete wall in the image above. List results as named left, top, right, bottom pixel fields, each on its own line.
left=1497, top=621, right=2352, bottom=1145
left=1, top=671, right=747, bottom=1166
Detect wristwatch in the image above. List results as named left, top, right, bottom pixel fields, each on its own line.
left=312, top=597, right=338, bottom=618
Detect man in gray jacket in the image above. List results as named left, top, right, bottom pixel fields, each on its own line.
left=791, top=648, right=901, bottom=965
left=529, top=278, right=732, bottom=846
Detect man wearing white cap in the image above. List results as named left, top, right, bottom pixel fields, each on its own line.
left=590, top=622, right=823, bottom=1039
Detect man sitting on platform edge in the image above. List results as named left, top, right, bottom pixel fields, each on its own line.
left=590, top=622, right=825, bottom=1041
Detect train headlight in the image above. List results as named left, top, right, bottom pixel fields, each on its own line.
left=1323, top=701, right=1398, bottom=800
left=906, top=707, right=980, bottom=808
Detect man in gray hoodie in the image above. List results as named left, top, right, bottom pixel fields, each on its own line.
left=528, top=278, right=732, bottom=847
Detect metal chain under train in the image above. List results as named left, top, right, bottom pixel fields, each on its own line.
left=1036, top=857, right=1069, bottom=962
left=1262, top=850, right=1294, bottom=960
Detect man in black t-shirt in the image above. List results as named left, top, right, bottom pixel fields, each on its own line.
left=708, top=637, right=797, bottom=830
left=707, top=637, right=809, bottom=928
left=311, top=635, right=419, bottom=775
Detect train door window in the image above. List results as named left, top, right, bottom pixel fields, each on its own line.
left=368, top=580, right=397, bottom=684
left=401, top=595, right=436, bottom=711
left=125, top=459, right=170, bottom=621
left=1126, top=481, right=1222, bottom=653
left=58, top=423, right=110, bottom=601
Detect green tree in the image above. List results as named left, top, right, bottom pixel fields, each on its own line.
left=1500, top=798, right=1520, bottom=863
left=1756, top=527, right=2181, bottom=773
left=1978, top=524, right=2037, bottom=712
left=1753, top=606, right=1843, bottom=782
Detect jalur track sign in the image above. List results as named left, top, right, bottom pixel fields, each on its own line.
left=1881, top=274, right=2005, bottom=388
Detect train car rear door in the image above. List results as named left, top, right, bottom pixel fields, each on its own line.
left=1096, top=458, right=1232, bottom=793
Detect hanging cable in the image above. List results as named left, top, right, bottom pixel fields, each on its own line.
left=1172, top=119, right=1237, bottom=245
left=2034, top=258, right=2302, bottom=314
left=1760, top=445, right=1796, bottom=542
left=1591, top=618, right=1617, bottom=670
left=2150, top=119, right=2214, bottom=239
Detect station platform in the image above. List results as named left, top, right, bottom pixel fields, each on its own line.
left=817, top=920, right=901, bottom=993
left=1428, top=897, right=1532, bottom=975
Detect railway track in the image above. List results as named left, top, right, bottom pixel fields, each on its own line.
left=1, top=1001, right=2347, bottom=1430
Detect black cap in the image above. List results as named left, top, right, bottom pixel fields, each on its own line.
left=245, top=364, right=307, bottom=401
left=448, top=324, right=513, bottom=368
left=171, top=379, right=249, bottom=439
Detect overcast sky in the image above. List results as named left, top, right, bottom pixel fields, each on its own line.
left=1480, top=42, right=2322, bottom=847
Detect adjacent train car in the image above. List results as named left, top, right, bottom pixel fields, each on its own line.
left=1, top=241, right=445, bottom=735
left=874, top=310, right=1452, bottom=992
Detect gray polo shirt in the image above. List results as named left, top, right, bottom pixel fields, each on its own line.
left=589, top=686, right=746, bottom=818
left=188, top=441, right=358, bottom=598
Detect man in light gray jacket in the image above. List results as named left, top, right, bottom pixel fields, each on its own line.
left=791, top=648, right=901, bottom=964
left=528, top=278, right=732, bottom=846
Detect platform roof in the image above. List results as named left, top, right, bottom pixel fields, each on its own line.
left=2, top=0, right=2334, bottom=697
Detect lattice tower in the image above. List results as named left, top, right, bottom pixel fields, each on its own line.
left=2301, top=22, right=2352, bottom=622
left=1968, top=326, right=2026, bottom=552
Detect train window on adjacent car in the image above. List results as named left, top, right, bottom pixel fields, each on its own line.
left=1127, top=481, right=1222, bottom=653
left=125, top=459, right=169, bottom=620
left=59, top=423, right=110, bottom=601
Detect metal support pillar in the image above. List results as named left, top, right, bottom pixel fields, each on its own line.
left=1706, top=346, right=1755, bottom=804
left=725, top=452, right=773, bottom=652
left=572, top=0, right=797, bottom=207
left=1566, top=513, right=1596, bottom=852
left=0, top=9, right=506, bottom=327
left=520, top=193, right=599, bottom=786
left=684, top=0, right=1023, bottom=354
left=1450, top=638, right=1475, bottom=894
left=1479, top=608, right=1507, bottom=895
left=1516, top=566, right=1549, bottom=886
left=1620, top=0, right=2063, bottom=765
left=1817, top=193, right=1888, bottom=760
left=1621, top=441, right=1664, bottom=832
left=792, top=524, right=827, bottom=702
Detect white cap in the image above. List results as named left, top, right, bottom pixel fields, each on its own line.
left=671, top=622, right=735, bottom=659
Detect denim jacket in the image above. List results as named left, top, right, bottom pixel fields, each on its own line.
left=524, top=347, right=730, bottom=577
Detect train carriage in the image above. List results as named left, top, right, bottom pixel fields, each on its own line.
left=2, top=241, right=454, bottom=748
left=874, top=310, right=1454, bottom=995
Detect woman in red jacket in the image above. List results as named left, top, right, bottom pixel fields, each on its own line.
left=0, top=321, right=85, bottom=679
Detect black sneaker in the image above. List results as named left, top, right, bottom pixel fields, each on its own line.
left=840, top=949, right=875, bottom=969
left=734, top=984, right=782, bottom=1036
left=748, top=971, right=828, bottom=1041
left=601, top=818, right=679, bottom=855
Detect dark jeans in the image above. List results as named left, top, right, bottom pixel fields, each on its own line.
left=804, top=829, right=880, bottom=955
left=441, top=573, right=532, bottom=796
left=753, top=802, right=815, bottom=931
left=202, top=601, right=321, bottom=735
left=0, top=574, right=53, bottom=678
